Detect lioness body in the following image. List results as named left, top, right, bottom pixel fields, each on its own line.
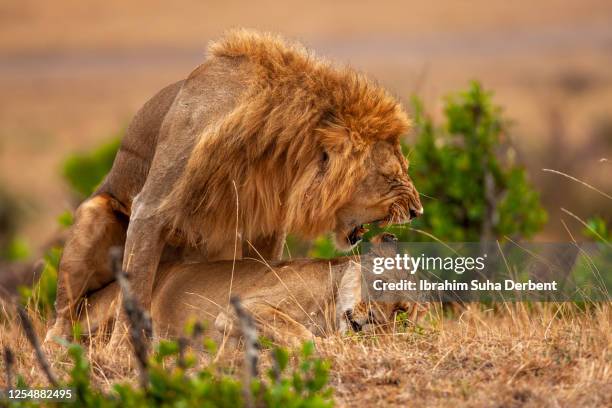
left=83, top=257, right=353, bottom=345
left=49, top=30, right=423, bottom=344
left=83, top=234, right=429, bottom=345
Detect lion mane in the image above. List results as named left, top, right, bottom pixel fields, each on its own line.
left=158, top=30, right=410, bottom=251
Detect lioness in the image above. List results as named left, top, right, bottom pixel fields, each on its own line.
left=49, top=29, right=423, bottom=344
left=79, top=234, right=428, bottom=346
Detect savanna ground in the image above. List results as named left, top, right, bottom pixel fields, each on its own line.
left=0, top=302, right=610, bottom=407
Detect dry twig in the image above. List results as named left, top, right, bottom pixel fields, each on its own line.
left=16, top=305, right=58, bottom=387
left=3, top=346, right=15, bottom=391
left=109, top=246, right=152, bottom=390
left=230, top=296, right=259, bottom=408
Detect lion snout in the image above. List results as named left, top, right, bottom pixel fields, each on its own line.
left=408, top=205, right=424, bottom=220
left=384, top=176, right=423, bottom=224
left=388, top=195, right=422, bottom=224
left=404, top=183, right=424, bottom=222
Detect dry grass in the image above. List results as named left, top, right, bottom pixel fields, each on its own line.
left=1, top=302, right=610, bottom=407
left=323, top=303, right=612, bottom=407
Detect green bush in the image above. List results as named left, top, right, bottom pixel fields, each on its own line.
left=0, top=187, right=27, bottom=261
left=402, top=81, right=547, bottom=242
left=583, top=216, right=611, bottom=243
left=5, top=339, right=333, bottom=408
left=62, top=138, right=120, bottom=198
left=572, top=216, right=612, bottom=298
left=2, top=237, right=30, bottom=261
left=19, top=247, right=61, bottom=315
left=17, top=138, right=119, bottom=314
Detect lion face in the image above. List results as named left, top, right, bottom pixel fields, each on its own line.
left=337, top=233, right=429, bottom=333
left=347, top=301, right=410, bottom=328
left=345, top=300, right=429, bottom=333
left=332, top=140, right=423, bottom=250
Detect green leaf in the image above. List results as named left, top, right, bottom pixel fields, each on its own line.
left=62, top=138, right=121, bottom=197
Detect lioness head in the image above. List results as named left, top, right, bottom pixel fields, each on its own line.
left=345, top=300, right=428, bottom=333
left=339, top=233, right=429, bottom=333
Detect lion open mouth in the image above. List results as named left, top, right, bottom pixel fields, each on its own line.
left=346, top=216, right=395, bottom=246
left=341, top=207, right=422, bottom=249
left=347, top=225, right=368, bottom=245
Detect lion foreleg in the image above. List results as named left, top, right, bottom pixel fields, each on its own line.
left=108, top=213, right=165, bottom=347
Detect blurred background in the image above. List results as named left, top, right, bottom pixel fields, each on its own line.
left=1, top=0, right=611, bottom=255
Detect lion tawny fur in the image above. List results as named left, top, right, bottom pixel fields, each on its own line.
left=158, top=29, right=411, bottom=251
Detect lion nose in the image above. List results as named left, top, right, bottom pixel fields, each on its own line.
left=409, top=206, right=424, bottom=220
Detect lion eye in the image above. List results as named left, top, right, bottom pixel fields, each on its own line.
left=321, top=151, right=329, bottom=167
left=394, top=304, right=408, bottom=313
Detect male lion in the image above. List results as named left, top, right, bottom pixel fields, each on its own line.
left=79, top=234, right=429, bottom=346
left=47, top=30, right=423, bottom=344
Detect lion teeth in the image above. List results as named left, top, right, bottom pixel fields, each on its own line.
left=348, top=225, right=367, bottom=245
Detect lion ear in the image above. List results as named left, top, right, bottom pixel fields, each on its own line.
left=317, top=127, right=368, bottom=154
left=317, top=127, right=349, bottom=153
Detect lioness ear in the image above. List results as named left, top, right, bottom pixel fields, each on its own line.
left=370, top=233, right=399, bottom=257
